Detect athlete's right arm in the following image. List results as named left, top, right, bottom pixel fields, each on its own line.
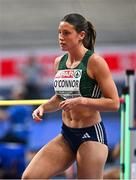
left=32, top=94, right=63, bottom=121
left=32, top=56, right=63, bottom=121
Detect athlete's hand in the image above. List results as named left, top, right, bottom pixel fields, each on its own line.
left=59, top=97, right=82, bottom=111
left=32, top=105, right=44, bottom=122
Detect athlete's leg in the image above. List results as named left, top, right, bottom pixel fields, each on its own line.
left=76, top=141, right=108, bottom=179
left=22, top=134, right=75, bottom=179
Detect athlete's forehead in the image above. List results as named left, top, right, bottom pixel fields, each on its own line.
left=58, top=21, right=75, bottom=31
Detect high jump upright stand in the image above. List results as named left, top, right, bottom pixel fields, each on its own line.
left=120, top=69, right=136, bottom=179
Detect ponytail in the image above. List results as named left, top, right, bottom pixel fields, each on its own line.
left=83, top=21, right=96, bottom=51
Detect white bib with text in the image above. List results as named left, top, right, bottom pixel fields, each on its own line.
left=54, top=69, right=82, bottom=99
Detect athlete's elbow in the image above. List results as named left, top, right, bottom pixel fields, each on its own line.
left=112, top=98, right=120, bottom=111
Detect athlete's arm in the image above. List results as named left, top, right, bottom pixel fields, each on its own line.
left=32, top=56, right=63, bottom=121
left=81, top=54, right=120, bottom=111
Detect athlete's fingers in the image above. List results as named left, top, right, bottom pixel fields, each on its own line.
left=34, top=116, right=42, bottom=122
left=32, top=113, right=40, bottom=120
left=59, top=102, right=71, bottom=112
left=33, top=115, right=42, bottom=122
left=32, top=110, right=43, bottom=122
left=59, top=101, right=66, bottom=108
left=39, top=110, right=44, bottom=117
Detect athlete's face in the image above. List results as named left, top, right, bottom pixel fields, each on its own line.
left=58, top=21, right=85, bottom=51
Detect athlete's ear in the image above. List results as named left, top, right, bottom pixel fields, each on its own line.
left=79, top=31, right=86, bottom=40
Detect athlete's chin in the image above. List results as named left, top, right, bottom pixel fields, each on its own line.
left=60, top=46, right=68, bottom=51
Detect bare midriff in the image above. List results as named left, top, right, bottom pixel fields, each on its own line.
left=62, top=107, right=101, bottom=128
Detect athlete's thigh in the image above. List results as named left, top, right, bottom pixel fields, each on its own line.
left=22, top=134, right=75, bottom=179
left=76, top=141, right=108, bottom=179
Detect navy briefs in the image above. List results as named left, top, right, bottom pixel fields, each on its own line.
left=61, top=121, right=108, bottom=153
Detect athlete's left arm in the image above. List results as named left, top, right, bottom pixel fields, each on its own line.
left=82, top=54, right=120, bottom=111
left=59, top=54, right=120, bottom=112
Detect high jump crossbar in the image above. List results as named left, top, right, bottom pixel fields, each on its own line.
left=0, top=99, right=48, bottom=106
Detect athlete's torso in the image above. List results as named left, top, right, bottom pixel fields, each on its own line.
left=54, top=50, right=101, bottom=127
left=54, top=50, right=101, bottom=100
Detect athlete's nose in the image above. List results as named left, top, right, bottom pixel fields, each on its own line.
left=59, top=32, right=65, bottom=40
left=59, top=36, right=64, bottom=42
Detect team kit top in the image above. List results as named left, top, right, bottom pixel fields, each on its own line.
left=54, top=50, right=101, bottom=100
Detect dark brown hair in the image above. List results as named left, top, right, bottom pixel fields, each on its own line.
left=61, top=13, right=96, bottom=50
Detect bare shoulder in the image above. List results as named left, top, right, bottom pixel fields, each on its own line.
left=89, top=53, right=109, bottom=68
left=88, top=53, right=111, bottom=77
left=54, top=55, right=63, bottom=73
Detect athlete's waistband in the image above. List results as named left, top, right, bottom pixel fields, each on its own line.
left=62, top=121, right=103, bottom=132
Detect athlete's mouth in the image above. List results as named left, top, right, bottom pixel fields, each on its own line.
left=60, top=42, right=66, bottom=46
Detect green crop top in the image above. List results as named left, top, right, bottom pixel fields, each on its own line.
left=54, top=50, right=101, bottom=99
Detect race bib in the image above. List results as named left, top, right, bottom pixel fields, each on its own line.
left=54, top=69, right=82, bottom=99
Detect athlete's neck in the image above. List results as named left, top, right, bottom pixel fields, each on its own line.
left=68, top=46, right=88, bottom=64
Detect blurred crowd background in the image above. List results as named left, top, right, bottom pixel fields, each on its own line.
left=0, top=0, right=136, bottom=179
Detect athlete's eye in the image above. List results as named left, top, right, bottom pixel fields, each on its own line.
left=58, top=30, right=71, bottom=36
left=63, top=31, right=71, bottom=36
